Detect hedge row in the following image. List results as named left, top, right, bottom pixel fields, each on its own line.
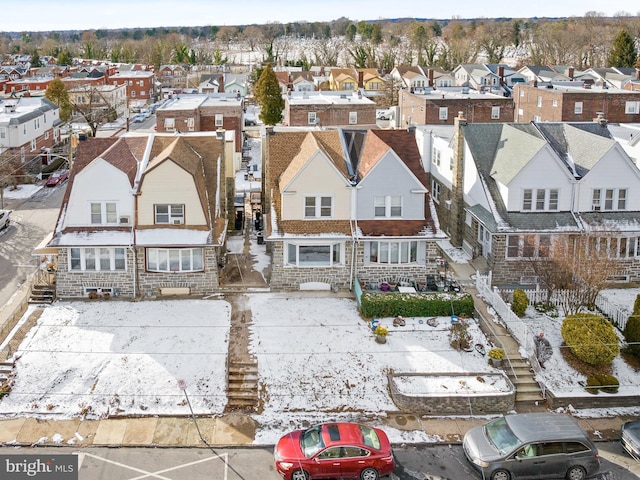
left=360, top=292, right=474, bottom=318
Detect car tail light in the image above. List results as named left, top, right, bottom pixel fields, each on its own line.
left=381, top=455, right=394, bottom=463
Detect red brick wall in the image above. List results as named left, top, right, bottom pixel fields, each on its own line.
left=514, top=84, right=640, bottom=123
left=285, top=103, right=376, bottom=126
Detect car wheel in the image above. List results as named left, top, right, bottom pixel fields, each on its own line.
left=360, top=467, right=379, bottom=480
left=491, top=470, right=511, bottom=480
left=566, top=466, right=586, bottom=480
left=291, top=469, right=309, bottom=480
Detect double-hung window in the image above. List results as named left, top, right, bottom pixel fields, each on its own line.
left=286, top=243, right=342, bottom=266
left=147, top=248, right=204, bottom=272
left=369, top=241, right=417, bottom=264
left=374, top=195, right=402, bottom=217
left=155, top=204, right=185, bottom=224
left=304, top=196, right=332, bottom=218
left=90, top=202, right=117, bottom=225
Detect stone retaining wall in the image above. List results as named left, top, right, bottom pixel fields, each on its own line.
left=389, top=372, right=515, bottom=415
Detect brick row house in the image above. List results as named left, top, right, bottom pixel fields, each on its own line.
left=107, top=70, right=158, bottom=110
left=420, top=115, right=640, bottom=286
left=283, top=91, right=376, bottom=127
left=48, top=132, right=227, bottom=298
left=264, top=128, right=445, bottom=291
left=514, top=82, right=640, bottom=123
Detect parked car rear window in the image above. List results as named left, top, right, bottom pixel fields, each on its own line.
left=360, top=425, right=381, bottom=449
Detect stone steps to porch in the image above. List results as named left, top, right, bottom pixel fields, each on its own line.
left=28, top=284, right=55, bottom=304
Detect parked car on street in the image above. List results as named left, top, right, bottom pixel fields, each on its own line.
left=463, top=413, right=600, bottom=480
left=274, top=422, right=394, bottom=480
left=0, top=209, right=11, bottom=229
left=45, top=170, right=69, bottom=187
left=621, top=419, right=640, bottom=462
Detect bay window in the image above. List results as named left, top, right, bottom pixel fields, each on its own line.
left=286, top=243, right=343, bottom=266
left=369, top=241, right=417, bottom=264
left=146, top=248, right=204, bottom=272
left=69, top=247, right=126, bottom=271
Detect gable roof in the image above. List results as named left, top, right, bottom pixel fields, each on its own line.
left=462, top=121, right=626, bottom=233
left=357, top=129, right=438, bottom=237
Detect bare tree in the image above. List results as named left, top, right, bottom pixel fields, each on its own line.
left=519, top=231, right=622, bottom=315
left=68, top=84, right=127, bottom=137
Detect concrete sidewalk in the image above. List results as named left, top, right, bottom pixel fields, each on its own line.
left=0, top=410, right=629, bottom=448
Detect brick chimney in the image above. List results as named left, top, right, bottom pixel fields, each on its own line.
left=449, top=112, right=467, bottom=247
left=428, top=69, right=434, bottom=87
left=568, top=67, right=574, bottom=80
left=636, top=68, right=640, bottom=81
left=498, top=65, right=505, bottom=86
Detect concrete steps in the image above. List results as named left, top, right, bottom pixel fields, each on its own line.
left=226, top=360, right=259, bottom=411
left=0, top=361, right=14, bottom=384
left=503, top=356, right=546, bottom=407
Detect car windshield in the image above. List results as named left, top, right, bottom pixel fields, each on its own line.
left=485, top=417, right=523, bottom=454
left=360, top=425, right=381, bottom=449
left=300, top=426, right=325, bottom=457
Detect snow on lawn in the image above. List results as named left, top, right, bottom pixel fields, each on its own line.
left=248, top=295, right=496, bottom=424
left=493, top=287, right=640, bottom=402
left=2, top=184, right=43, bottom=199
left=0, top=300, right=231, bottom=418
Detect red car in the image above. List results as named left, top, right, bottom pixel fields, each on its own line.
left=274, top=422, right=394, bottom=480
left=45, top=170, right=69, bottom=187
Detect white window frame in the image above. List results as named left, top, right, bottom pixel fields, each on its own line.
left=552, top=99, right=558, bottom=107
left=164, top=117, right=175, bottom=131
left=285, top=242, right=343, bottom=267
left=592, top=188, right=627, bottom=211
left=69, top=247, right=126, bottom=271
left=374, top=195, right=402, bottom=218
left=438, top=107, right=448, bottom=120
left=491, top=106, right=500, bottom=119
left=431, top=180, right=441, bottom=203
left=146, top=247, right=204, bottom=272
left=522, top=188, right=559, bottom=211
left=215, top=114, right=223, bottom=126
left=432, top=147, right=441, bottom=166
left=154, top=204, right=185, bottom=224
left=625, top=101, right=640, bottom=114
left=304, top=195, right=333, bottom=219
left=348, top=111, right=357, bottom=124
left=90, top=202, right=118, bottom=225
left=186, top=117, right=195, bottom=131
left=574, top=102, right=583, bottom=114
left=308, top=112, right=317, bottom=125
left=369, top=240, right=418, bottom=264
left=537, top=96, right=542, bottom=107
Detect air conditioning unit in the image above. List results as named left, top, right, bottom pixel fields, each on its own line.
left=119, top=215, right=131, bottom=225
left=172, top=219, right=183, bottom=225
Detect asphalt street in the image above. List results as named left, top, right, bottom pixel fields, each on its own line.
left=0, top=184, right=65, bottom=309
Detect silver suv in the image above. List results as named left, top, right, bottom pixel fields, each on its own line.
left=463, top=413, right=600, bottom=480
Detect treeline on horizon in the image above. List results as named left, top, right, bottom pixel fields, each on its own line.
left=1, top=13, right=639, bottom=71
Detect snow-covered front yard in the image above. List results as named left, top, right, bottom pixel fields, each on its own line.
left=1, top=287, right=639, bottom=439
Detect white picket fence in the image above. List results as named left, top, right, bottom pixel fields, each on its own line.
left=475, top=271, right=535, bottom=355
left=475, top=272, right=630, bottom=342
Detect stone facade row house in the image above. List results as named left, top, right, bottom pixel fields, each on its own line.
left=263, top=128, right=446, bottom=291
left=420, top=115, right=640, bottom=286
left=48, top=132, right=227, bottom=298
